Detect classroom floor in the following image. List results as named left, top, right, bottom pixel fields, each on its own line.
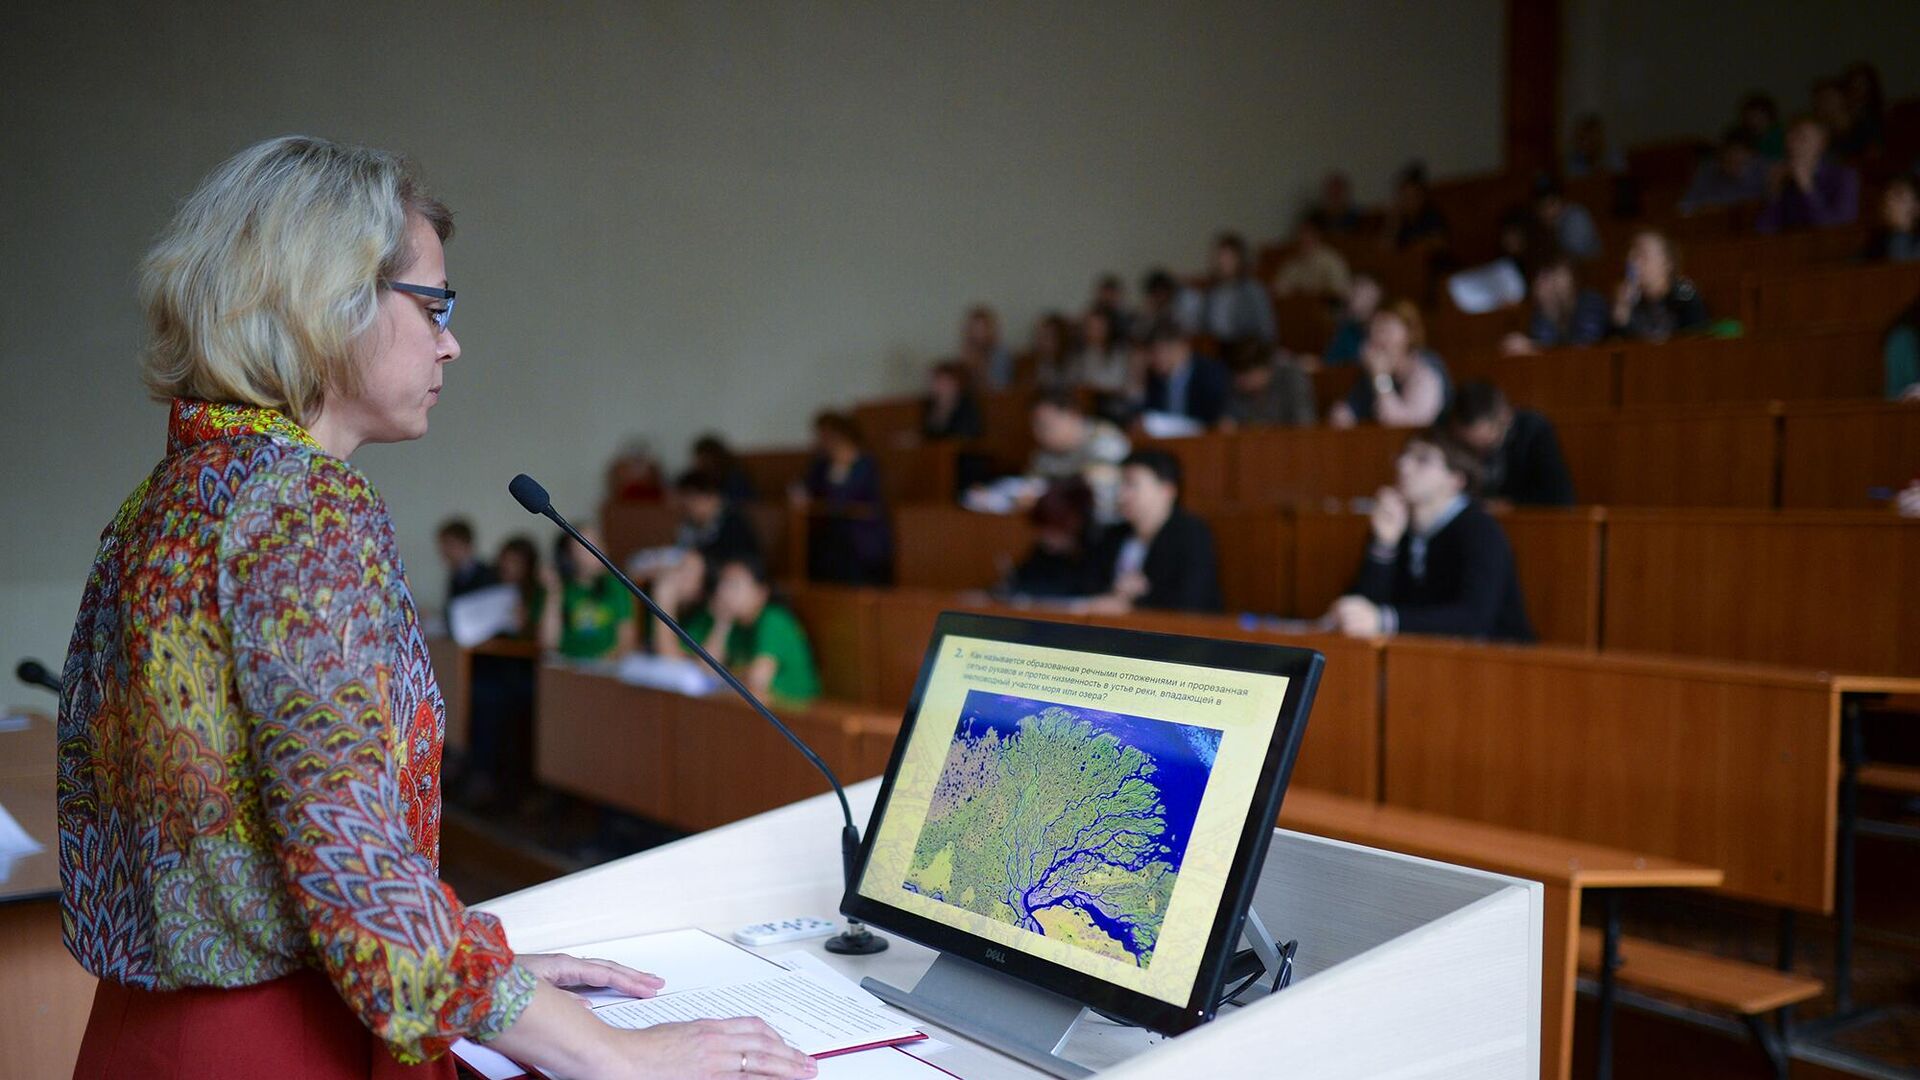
left=441, top=790, right=1920, bottom=1079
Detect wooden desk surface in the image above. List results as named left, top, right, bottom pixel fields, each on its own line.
left=0, top=709, right=56, bottom=781
left=0, top=713, right=60, bottom=904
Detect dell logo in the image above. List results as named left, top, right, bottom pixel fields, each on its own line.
left=984, top=948, right=1008, bottom=964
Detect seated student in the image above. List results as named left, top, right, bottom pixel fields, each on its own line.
left=1383, top=162, right=1450, bottom=254
left=1027, top=310, right=1077, bottom=391
left=1886, top=298, right=1920, bottom=401
left=1067, top=306, right=1133, bottom=396
left=1307, top=170, right=1363, bottom=235
left=1080, top=450, right=1222, bottom=614
left=1220, top=342, right=1316, bottom=429
left=1756, top=115, right=1860, bottom=233
left=681, top=556, right=821, bottom=705
left=1532, top=176, right=1601, bottom=262
left=1328, top=428, right=1534, bottom=642
left=921, top=359, right=984, bottom=441
left=1329, top=300, right=1450, bottom=429
left=673, top=468, right=762, bottom=565
left=1863, top=174, right=1919, bottom=263
left=462, top=535, right=543, bottom=809
left=1182, top=232, right=1277, bottom=346
left=796, top=410, right=892, bottom=585
left=1565, top=113, right=1624, bottom=177
left=494, top=535, right=545, bottom=639
left=1680, top=127, right=1770, bottom=214
left=1020, top=391, right=1131, bottom=521
left=1320, top=274, right=1383, bottom=366
left=1140, top=318, right=1232, bottom=427
left=1838, top=62, right=1885, bottom=160
left=1447, top=382, right=1576, bottom=507
left=1137, top=267, right=1183, bottom=333
left=437, top=517, right=496, bottom=603
left=1002, top=479, right=1096, bottom=599
left=691, top=433, right=756, bottom=502
left=959, top=304, right=1015, bottom=391
left=539, top=524, right=639, bottom=660
left=1272, top=216, right=1354, bottom=300
left=1505, top=257, right=1610, bottom=354
left=1739, top=92, right=1786, bottom=160
left=1090, top=272, right=1136, bottom=343
left=1611, top=229, right=1709, bottom=342
left=641, top=546, right=709, bottom=656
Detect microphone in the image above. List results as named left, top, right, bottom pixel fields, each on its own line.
left=509, top=473, right=887, bottom=955
left=17, top=659, right=61, bottom=694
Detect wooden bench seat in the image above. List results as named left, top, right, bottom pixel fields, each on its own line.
left=1576, top=929, right=1823, bottom=1016
left=1859, top=763, right=1920, bottom=796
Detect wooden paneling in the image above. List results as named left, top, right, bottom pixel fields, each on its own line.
left=872, top=442, right=961, bottom=505
left=1189, top=503, right=1293, bottom=615
left=785, top=585, right=880, bottom=705
left=736, top=448, right=813, bottom=500
left=1289, top=508, right=1603, bottom=647
left=1138, top=433, right=1235, bottom=506
left=1750, top=261, right=1920, bottom=331
left=852, top=396, right=924, bottom=450
left=1274, top=293, right=1337, bottom=354
left=891, top=505, right=1028, bottom=591
left=1448, top=345, right=1616, bottom=413
left=1603, top=510, right=1920, bottom=675
left=870, top=588, right=958, bottom=709
left=535, top=665, right=678, bottom=821
left=604, top=500, right=791, bottom=577
left=1425, top=306, right=1528, bottom=362
left=1232, top=425, right=1407, bottom=505
left=0, top=902, right=95, bottom=1080
left=427, top=636, right=470, bottom=751
left=1779, top=401, right=1920, bottom=510
left=1618, top=330, right=1885, bottom=407
left=1554, top=404, right=1777, bottom=507
left=1380, top=640, right=1837, bottom=911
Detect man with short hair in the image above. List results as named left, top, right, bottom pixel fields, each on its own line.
left=1081, top=450, right=1223, bottom=614
left=1448, top=382, right=1576, bottom=507
left=672, top=469, right=762, bottom=565
left=1140, top=319, right=1232, bottom=427
left=1329, top=428, right=1534, bottom=641
left=436, top=517, right=496, bottom=602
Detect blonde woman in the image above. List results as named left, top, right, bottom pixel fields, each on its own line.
left=59, top=136, right=813, bottom=1080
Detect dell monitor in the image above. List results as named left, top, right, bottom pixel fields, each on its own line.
left=840, top=612, right=1322, bottom=1077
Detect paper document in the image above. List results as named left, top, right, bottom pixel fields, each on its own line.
left=448, top=584, right=522, bottom=647
left=616, top=653, right=722, bottom=697
left=594, top=971, right=923, bottom=1057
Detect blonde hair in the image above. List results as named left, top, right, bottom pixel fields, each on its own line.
left=138, top=135, right=452, bottom=425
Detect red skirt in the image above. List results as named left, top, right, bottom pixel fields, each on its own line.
left=74, top=968, right=460, bottom=1080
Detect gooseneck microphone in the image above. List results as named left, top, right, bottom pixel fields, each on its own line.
left=508, top=473, right=886, bottom=955
left=17, top=659, right=62, bottom=695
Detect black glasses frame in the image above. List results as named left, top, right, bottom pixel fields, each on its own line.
left=389, top=281, right=456, bottom=334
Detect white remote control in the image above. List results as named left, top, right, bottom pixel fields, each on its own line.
left=732, top=917, right=840, bottom=946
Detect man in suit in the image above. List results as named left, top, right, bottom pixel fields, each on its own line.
left=1447, top=381, right=1576, bottom=507
left=1329, top=428, right=1534, bottom=641
left=1141, top=317, right=1231, bottom=427
left=1081, top=449, right=1223, bottom=614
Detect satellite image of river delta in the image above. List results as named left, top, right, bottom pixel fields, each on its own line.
left=903, top=690, right=1222, bottom=968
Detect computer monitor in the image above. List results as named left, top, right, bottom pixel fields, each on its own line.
left=841, top=612, right=1321, bottom=1074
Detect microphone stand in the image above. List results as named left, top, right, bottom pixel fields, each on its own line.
left=509, top=474, right=885, bottom=955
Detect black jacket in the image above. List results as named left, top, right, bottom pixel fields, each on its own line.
left=1483, top=410, right=1576, bottom=507
left=1144, top=355, right=1232, bottom=426
left=1087, top=509, right=1223, bottom=612
left=1349, top=501, right=1534, bottom=642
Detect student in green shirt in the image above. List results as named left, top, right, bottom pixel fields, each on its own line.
left=681, top=555, right=821, bottom=705
left=539, top=525, right=638, bottom=660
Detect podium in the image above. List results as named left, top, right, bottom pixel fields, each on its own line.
left=478, top=779, right=1541, bottom=1079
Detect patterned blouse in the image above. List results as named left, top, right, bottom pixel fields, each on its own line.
left=58, top=400, right=536, bottom=1063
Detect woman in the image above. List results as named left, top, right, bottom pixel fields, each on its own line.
left=1328, top=301, right=1450, bottom=429
left=795, top=411, right=892, bottom=585
left=1026, top=310, right=1077, bottom=391
left=680, top=556, right=822, bottom=706
left=539, top=524, right=640, bottom=661
left=1611, top=229, right=1709, bottom=343
left=1066, top=306, right=1131, bottom=396
left=58, top=136, right=813, bottom=1079
left=958, top=304, right=1014, bottom=391
left=919, top=359, right=983, bottom=441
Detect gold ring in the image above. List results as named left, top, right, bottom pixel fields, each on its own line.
left=739, top=1052, right=748, bottom=1073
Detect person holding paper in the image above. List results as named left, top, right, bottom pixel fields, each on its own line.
left=58, top=135, right=815, bottom=1080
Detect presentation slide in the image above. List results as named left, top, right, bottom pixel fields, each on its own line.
left=859, top=634, right=1293, bottom=1007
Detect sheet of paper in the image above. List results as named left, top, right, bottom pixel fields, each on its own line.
left=593, top=972, right=921, bottom=1057
left=448, top=584, right=523, bottom=647
left=816, top=1046, right=962, bottom=1079
left=0, top=713, right=32, bottom=733
left=0, top=802, right=44, bottom=860
left=450, top=1038, right=524, bottom=1079
left=770, top=951, right=898, bottom=1013
left=561, top=927, right=785, bottom=1005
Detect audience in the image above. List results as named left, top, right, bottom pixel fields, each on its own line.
left=1611, top=229, right=1710, bottom=342
left=461, top=535, right=543, bottom=809
left=1532, top=176, right=1601, bottom=261
left=1220, top=343, right=1316, bottom=430
left=1838, top=62, right=1885, bottom=159
left=921, top=359, right=984, bottom=441
left=1756, top=115, right=1860, bottom=233
left=1091, top=273, right=1136, bottom=342
left=1384, top=162, right=1450, bottom=254
left=1328, top=428, right=1534, bottom=642
left=1565, top=113, right=1624, bottom=177
left=1679, top=128, right=1769, bottom=214
left=1080, top=450, right=1222, bottom=614
left=1025, top=392, right=1131, bottom=521
left=1183, top=232, right=1277, bottom=345
left=605, top=439, right=666, bottom=502
left=1321, top=274, right=1384, bottom=366
left=1740, top=92, right=1786, bottom=160
left=673, top=469, right=762, bottom=566
left=1885, top=298, right=1920, bottom=401
left=641, top=546, right=709, bottom=656
left=1027, top=310, right=1077, bottom=390
left=691, top=433, right=756, bottom=502
left=540, top=525, right=638, bottom=660
left=1864, top=174, right=1920, bottom=263
left=1003, top=480, right=1096, bottom=599
left=1329, top=300, right=1449, bottom=429
left=959, top=304, right=1015, bottom=391
left=1066, top=307, right=1133, bottom=395
left=797, top=411, right=892, bottom=585
left=1138, top=268, right=1183, bottom=333
left=681, top=555, right=821, bottom=705
left=1506, top=257, right=1609, bottom=353
left=1306, top=170, right=1363, bottom=235
left=437, top=517, right=497, bottom=603
left=493, top=536, right=545, bottom=641
left=1140, top=318, right=1232, bottom=427
left=1447, top=382, right=1576, bottom=507
left=1272, top=217, right=1354, bottom=300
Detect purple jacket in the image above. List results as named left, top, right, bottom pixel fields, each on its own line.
left=1756, top=161, right=1860, bottom=233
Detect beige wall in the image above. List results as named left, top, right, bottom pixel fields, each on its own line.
left=0, top=1, right=1503, bottom=672
left=1563, top=0, right=1920, bottom=150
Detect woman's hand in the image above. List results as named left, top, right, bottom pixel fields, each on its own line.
left=519, top=953, right=664, bottom=999
left=619, top=1018, right=817, bottom=1079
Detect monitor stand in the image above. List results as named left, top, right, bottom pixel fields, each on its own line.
left=861, top=911, right=1287, bottom=1080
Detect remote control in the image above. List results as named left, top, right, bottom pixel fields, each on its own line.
left=732, top=917, right=840, bottom=946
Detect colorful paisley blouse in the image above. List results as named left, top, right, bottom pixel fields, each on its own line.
left=57, top=400, right=536, bottom=1063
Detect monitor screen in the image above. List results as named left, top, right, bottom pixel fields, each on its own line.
left=842, top=613, right=1320, bottom=1035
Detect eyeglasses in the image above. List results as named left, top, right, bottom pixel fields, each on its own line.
left=389, top=281, right=456, bottom=335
